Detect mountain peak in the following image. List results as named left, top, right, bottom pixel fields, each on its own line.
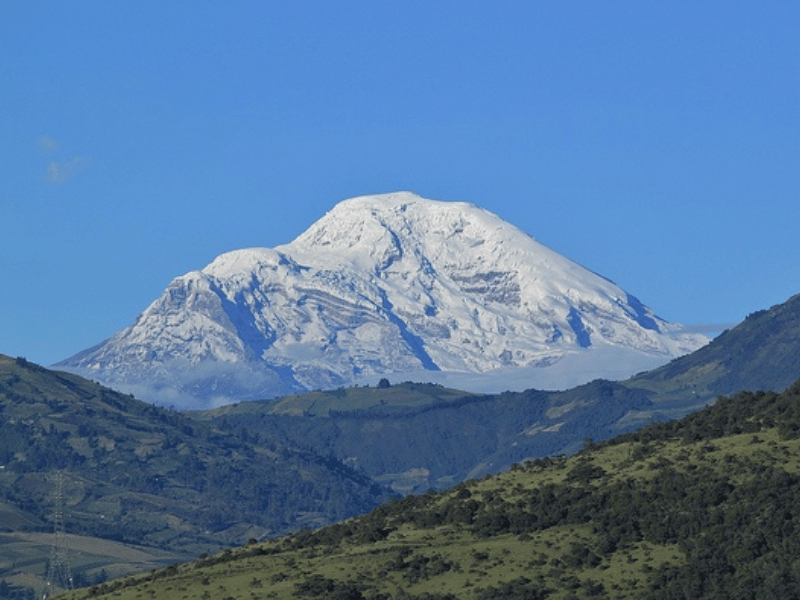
left=321, top=191, right=474, bottom=214
left=58, top=192, right=708, bottom=408
left=289, top=192, right=500, bottom=260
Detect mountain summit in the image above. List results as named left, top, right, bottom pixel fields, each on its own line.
left=58, top=192, right=707, bottom=408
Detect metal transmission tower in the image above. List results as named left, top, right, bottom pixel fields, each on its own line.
left=42, top=470, right=73, bottom=599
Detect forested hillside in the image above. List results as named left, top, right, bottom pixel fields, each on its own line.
left=60, top=379, right=800, bottom=599
left=195, top=380, right=652, bottom=494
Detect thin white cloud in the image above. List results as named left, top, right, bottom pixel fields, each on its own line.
left=38, top=136, right=89, bottom=184
left=43, top=157, right=87, bottom=184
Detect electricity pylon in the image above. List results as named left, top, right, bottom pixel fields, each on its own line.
left=42, top=470, right=73, bottom=598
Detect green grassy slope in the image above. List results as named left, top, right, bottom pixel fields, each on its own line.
left=60, top=380, right=800, bottom=599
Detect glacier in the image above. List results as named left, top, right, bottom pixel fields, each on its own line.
left=57, top=192, right=708, bottom=409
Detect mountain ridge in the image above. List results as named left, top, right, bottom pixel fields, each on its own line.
left=621, top=292, right=800, bottom=420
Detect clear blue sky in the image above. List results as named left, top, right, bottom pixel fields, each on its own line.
left=2, top=2, right=798, bottom=367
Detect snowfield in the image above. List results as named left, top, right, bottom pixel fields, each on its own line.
left=58, top=192, right=708, bottom=408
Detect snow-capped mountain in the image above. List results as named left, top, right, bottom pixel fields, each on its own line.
left=58, top=192, right=708, bottom=408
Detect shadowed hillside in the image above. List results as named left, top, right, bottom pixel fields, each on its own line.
left=0, top=355, right=391, bottom=595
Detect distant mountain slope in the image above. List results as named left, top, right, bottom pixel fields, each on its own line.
left=0, top=354, right=391, bottom=584
left=196, top=379, right=655, bottom=494
left=193, top=291, right=800, bottom=493
left=57, top=192, right=707, bottom=408
left=61, top=379, right=800, bottom=600
left=623, top=292, right=800, bottom=418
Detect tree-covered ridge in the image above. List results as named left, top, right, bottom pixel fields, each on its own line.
left=610, top=379, right=800, bottom=445
left=197, top=381, right=482, bottom=418
left=60, top=380, right=800, bottom=599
